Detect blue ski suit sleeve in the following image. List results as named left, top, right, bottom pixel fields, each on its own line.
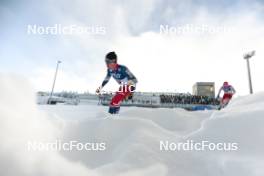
left=124, top=66, right=138, bottom=84
left=101, top=70, right=111, bottom=87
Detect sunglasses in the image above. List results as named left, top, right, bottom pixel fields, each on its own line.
left=105, top=58, right=116, bottom=64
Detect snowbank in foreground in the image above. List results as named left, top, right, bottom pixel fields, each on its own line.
left=0, top=74, right=97, bottom=176
left=59, top=95, right=264, bottom=176
left=1, top=74, right=264, bottom=176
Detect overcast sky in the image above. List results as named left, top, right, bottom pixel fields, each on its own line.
left=0, top=0, right=263, bottom=95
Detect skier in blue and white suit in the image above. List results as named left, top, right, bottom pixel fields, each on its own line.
left=96, top=51, right=138, bottom=114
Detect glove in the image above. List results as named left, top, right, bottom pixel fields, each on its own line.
left=96, top=86, right=102, bottom=94
left=127, top=80, right=136, bottom=91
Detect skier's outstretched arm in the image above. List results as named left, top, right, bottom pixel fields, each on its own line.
left=101, top=72, right=111, bottom=87
left=231, top=86, right=236, bottom=95
left=96, top=71, right=111, bottom=93
left=125, top=67, right=138, bottom=84
left=217, top=87, right=223, bottom=98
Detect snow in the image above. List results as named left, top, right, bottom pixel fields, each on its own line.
left=0, top=74, right=264, bottom=176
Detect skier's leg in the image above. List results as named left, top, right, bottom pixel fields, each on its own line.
left=109, top=93, right=123, bottom=114
left=109, top=85, right=131, bottom=114
left=222, top=94, right=233, bottom=107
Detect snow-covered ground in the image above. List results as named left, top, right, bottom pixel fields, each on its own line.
left=1, top=74, right=264, bottom=176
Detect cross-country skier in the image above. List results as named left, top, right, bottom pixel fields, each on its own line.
left=96, top=51, right=138, bottom=114
left=216, top=81, right=236, bottom=109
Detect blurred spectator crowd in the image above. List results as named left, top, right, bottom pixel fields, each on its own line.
left=160, top=94, right=220, bottom=105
